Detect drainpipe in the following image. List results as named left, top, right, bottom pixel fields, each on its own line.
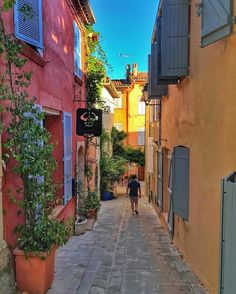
left=158, top=100, right=162, bottom=147
left=126, top=90, right=129, bottom=145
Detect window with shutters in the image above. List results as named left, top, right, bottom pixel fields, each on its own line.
left=172, top=146, right=190, bottom=220
left=74, top=21, right=83, bottom=79
left=138, top=98, right=145, bottom=115
left=153, top=0, right=190, bottom=82
left=198, top=0, right=233, bottom=47
left=148, top=51, right=168, bottom=99
left=157, top=147, right=163, bottom=209
left=14, top=0, right=43, bottom=49
left=63, top=112, right=72, bottom=204
left=138, top=127, right=145, bottom=146
left=167, top=151, right=174, bottom=232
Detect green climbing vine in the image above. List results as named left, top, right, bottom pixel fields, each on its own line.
left=85, top=25, right=110, bottom=110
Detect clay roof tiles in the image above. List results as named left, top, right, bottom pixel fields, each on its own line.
left=112, top=80, right=130, bottom=88
left=112, top=72, right=147, bottom=91
left=130, top=72, right=148, bottom=81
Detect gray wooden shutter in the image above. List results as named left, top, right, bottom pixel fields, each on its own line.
left=63, top=112, right=72, bottom=204
left=220, top=172, right=236, bottom=294
left=167, top=152, right=174, bottom=233
left=200, top=0, right=232, bottom=47
left=14, top=0, right=43, bottom=49
left=161, top=0, right=189, bottom=78
left=158, top=148, right=163, bottom=209
left=173, top=146, right=190, bottom=220
left=148, top=47, right=168, bottom=99
left=156, top=16, right=178, bottom=84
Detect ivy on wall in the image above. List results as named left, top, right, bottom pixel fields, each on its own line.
left=85, top=25, right=111, bottom=110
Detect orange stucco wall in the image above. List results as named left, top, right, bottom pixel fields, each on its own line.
left=148, top=1, right=236, bottom=293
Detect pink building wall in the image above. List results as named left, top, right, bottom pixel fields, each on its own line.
left=1, top=0, right=88, bottom=248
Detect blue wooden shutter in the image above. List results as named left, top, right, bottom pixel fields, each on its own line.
left=73, top=21, right=82, bottom=78
left=63, top=112, right=72, bottom=203
left=161, top=0, right=189, bottom=78
left=200, top=0, right=232, bottom=47
left=24, top=104, right=44, bottom=219
left=24, top=104, right=43, bottom=178
left=14, top=0, right=43, bottom=49
left=173, top=146, right=190, bottom=220
left=220, top=172, right=236, bottom=294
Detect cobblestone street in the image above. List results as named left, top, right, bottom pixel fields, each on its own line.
left=48, top=193, right=207, bottom=294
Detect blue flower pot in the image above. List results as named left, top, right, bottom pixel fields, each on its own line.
left=102, top=191, right=113, bottom=201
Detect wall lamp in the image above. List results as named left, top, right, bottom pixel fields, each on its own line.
left=142, top=83, right=162, bottom=106
left=142, top=83, right=150, bottom=105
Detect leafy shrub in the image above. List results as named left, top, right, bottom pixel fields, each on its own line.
left=84, top=192, right=100, bottom=211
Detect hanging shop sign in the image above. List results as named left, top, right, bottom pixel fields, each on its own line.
left=76, top=108, right=102, bottom=137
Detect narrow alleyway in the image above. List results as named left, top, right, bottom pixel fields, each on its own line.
left=48, top=189, right=207, bottom=294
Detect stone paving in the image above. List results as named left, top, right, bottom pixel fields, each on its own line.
left=47, top=195, right=208, bottom=294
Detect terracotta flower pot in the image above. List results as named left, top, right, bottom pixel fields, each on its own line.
left=86, top=208, right=97, bottom=219
left=13, top=246, right=57, bottom=294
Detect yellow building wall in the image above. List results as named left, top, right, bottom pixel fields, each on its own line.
left=128, top=84, right=145, bottom=133
left=114, top=84, right=145, bottom=147
left=159, top=1, right=236, bottom=292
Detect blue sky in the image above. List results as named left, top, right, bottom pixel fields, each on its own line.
left=90, top=0, right=159, bottom=79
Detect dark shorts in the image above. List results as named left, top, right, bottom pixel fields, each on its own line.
left=130, top=196, right=138, bottom=204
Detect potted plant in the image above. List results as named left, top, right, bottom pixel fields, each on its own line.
left=100, top=153, right=126, bottom=200
left=75, top=207, right=88, bottom=235
left=0, top=7, right=67, bottom=292
left=9, top=103, right=68, bottom=294
left=84, top=192, right=100, bottom=219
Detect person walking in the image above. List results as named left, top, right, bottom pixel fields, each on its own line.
left=126, top=174, right=141, bottom=215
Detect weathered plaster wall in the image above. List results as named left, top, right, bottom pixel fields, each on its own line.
left=161, top=1, right=236, bottom=292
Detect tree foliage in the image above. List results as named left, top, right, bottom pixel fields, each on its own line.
left=111, top=127, right=145, bottom=166
left=111, top=126, right=127, bottom=157
left=100, top=129, right=126, bottom=193
left=124, top=146, right=145, bottom=167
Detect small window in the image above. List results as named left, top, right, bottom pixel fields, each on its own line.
left=138, top=127, right=145, bottom=145
left=114, top=97, right=122, bottom=108
left=114, top=123, right=123, bottom=131
left=73, top=21, right=82, bottom=79
left=138, top=98, right=145, bottom=115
